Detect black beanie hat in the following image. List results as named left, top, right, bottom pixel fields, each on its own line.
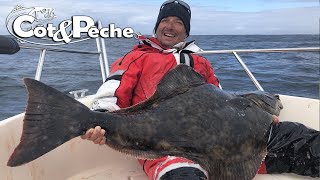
left=154, top=0, right=191, bottom=36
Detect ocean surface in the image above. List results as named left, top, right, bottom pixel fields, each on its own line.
left=0, top=35, right=319, bottom=120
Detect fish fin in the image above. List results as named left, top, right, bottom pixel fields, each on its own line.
left=155, top=64, right=206, bottom=99
left=209, top=150, right=267, bottom=180
left=237, top=91, right=283, bottom=116
left=108, top=143, right=162, bottom=160
left=116, top=64, right=206, bottom=114
left=7, top=78, right=95, bottom=167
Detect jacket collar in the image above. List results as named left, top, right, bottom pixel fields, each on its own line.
left=135, top=35, right=203, bottom=53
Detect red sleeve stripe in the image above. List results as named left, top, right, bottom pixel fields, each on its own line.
left=153, top=156, right=208, bottom=180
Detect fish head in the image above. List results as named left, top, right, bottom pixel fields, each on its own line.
left=238, top=91, right=283, bottom=116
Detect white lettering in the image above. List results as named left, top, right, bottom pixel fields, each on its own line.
left=10, top=14, right=136, bottom=44
left=72, top=16, right=95, bottom=38
left=88, top=26, right=99, bottom=38
left=109, top=23, right=122, bottom=38
left=53, top=20, right=73, bottom=43
left=13, top=15, right=35, bottom=38
left=34, top=26, right=47, bottom=37
left=99, top=27, right=109, bottom=38
left=122, top=27, right=134, bottom=38
left=47, top=24, right=56, bottom=37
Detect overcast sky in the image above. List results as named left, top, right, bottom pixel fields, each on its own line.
left=1, top=0, right=319, bottom=35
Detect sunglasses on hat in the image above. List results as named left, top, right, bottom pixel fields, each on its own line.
left=160, top=0, right=191, bottom=14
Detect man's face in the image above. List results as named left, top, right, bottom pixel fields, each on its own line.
left=155, top=16, right=187, bottom=48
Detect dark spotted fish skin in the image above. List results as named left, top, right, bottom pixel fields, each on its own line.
left=8, top=65, right=282, bottom=180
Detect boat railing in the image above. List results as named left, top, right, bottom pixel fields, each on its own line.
left=195, top=47, right=320, bottom=91
left=17, top=32, right=320, bottom=93
left=18, top=20, right=110, bottom=83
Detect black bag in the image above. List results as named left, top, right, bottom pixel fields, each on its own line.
left=265, top=121, right=320, bottom=177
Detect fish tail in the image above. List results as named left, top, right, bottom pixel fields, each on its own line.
left=7, top=78, right=107, bottom=167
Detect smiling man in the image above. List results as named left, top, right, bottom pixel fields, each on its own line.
left=82, top=1, right=219, bottom=179
left=153, top=0, right=190, bottom=48
left=155, top=16, right=187, bottom=48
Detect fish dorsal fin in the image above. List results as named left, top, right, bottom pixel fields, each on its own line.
left=155, top=64, right=206, bottom=99
left=208, top=149, right=267, bottom=180
left=115, top=65, right=206, bottom=114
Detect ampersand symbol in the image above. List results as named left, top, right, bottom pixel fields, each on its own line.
left=53, top=20, right=72, bottom=43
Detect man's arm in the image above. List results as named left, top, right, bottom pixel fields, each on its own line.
left=203, top=59, right=220, bottom=87
left=192, top=55, right=220, bottom=88
left=82, top=52, right=143, bottom=144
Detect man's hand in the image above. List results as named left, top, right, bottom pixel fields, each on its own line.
left=81, top=126, right=106, bottom=145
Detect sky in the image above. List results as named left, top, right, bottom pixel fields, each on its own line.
left=0, top=0, right=319, bottom=35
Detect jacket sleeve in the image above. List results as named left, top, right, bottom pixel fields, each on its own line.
left=91, top=79, right=121, bottom=111
left=90, top=51, right=143, bottom=110
left=192, top=55, right=220, bottom=88
left=114, top=59, right=142, bottom=108
left=203, top=59, right=220, bottom=88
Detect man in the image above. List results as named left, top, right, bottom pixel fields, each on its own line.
left=82, top=0, right=319, bottom=179
left=83, top=1, right=217, bottom=179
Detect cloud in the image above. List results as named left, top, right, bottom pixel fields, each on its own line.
left=263, top=0, right=318, bottom=2
left=191, top=6, right=319, bottom=34
left=0, top=0, right=159, bottom=35
left=0, top=0, right=318, bottom=35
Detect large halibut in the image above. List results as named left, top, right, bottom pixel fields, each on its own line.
left=7, top=65, right=282, bottom=180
